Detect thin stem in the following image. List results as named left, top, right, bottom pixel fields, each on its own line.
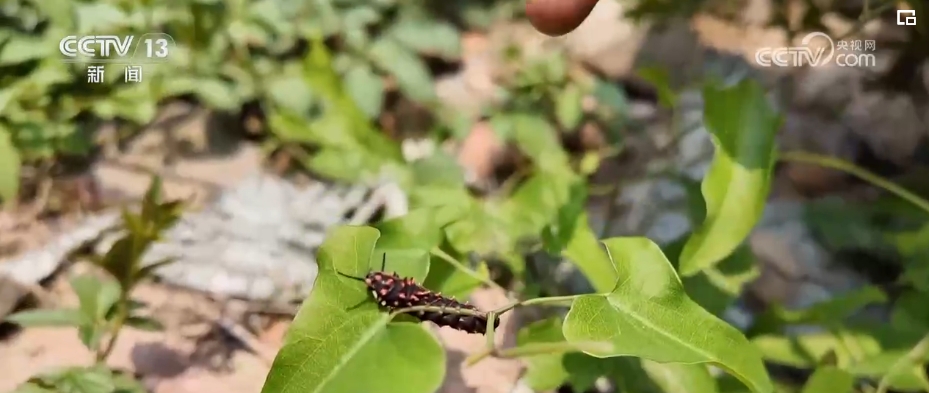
left=430, top=248, right=505, bottom=293
left=496, top=341, right=612, bottom=359
left=876, top=333, right=929, bottom=393
left=465, top=294, right=583, bottom=366
left=491, top=294, right=581, bottom=315
left=779, top=151, right=929, bottom=215
left=96, top=295, right=128, bottom=362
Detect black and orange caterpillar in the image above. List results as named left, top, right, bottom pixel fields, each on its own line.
left=337, top=254, right=498, bottom=335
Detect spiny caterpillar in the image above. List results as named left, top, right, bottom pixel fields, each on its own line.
left=337, top=254, right=499, bottom=335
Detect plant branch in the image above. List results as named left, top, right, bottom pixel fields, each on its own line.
left=96, top=296, right=128, bottom=363
left=779, top=151, right=929, bottom=215
left=495, top=340, right=612, bottom=359
left=876, top=333, right=929, bottom=393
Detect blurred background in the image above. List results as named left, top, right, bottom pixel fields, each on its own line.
left=0, top=0, right=928, bottom=392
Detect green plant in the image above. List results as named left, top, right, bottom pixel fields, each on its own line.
left=4, top=177, right=185, bottom=393
left=257, top=77, right=783, bottom=393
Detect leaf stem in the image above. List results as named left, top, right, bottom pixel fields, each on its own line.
left=96, top=295, right=128, bottom=363
left=495, top=341, right=612, bottom=359
left=779, top=151, right=929, bottom=215
left=430, top=247, right=505, bottom=293
left=876, top=333, right=929, bottom=393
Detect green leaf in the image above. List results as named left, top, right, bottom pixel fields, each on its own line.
left=0, top=126, right=21, bottom=205
left=388, top=17, right=461, bottom=58
left=410, top=152, right=466, bottom=187
left=507, top=114, right=571, bottom=175
left=444, top=202, right=513, bottom=257
left=561, top=212, right=618, bottom=293
left=261, top=226, right=445, bottom=393
left=70, top=275, right=122, bottom=322
left=28, top=365, right=119, bottom=393
left=78, top=324, right=105, bottom=351
left=800, top=367, right=853, bottom=393
left=641, top=361, right=720, bottom=393
left=124, top=315, right=165, bottom=331
left=0, top=36, right=51, bottom=65
left=682, top=244, right=760, bottom=316
left=422, top=256, right=489, bottom=299
left=555, top=84, right=584, bottom=130
left=4, top=309, right=84, bottom=328
left=304, top=147, right=390, bottom=183
left=678, top=79, right=781, bottom=276
left=343, top=63, right=385, bottom=119
left=563, top=237, right=773, bottom=393
left=369, top=37, right=435, bottom=103
left=194, top=79, right=240, bottom=110
left=267, top=74, right=315, bottom=115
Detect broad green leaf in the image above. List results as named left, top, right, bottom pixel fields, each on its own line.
left=375, top=207, right=465, bottom=250
left=801, top=367, right=853, bottom=393
left=4, top=309, right=84, bottom=327
left=193, top=79, right=240, bottom=110
left=369, top=37, right=435, bottom=103
left=0, top=36, right=51, bottom=65
left=555, top=84, right=584, bottom=130
left=410, top=152, right=466, bottom=188
left=679, top=79, right=781, bottom=276
left=507, top=114, right=571, bottom=175
left=388, top=17, right=461, bottom=58
left=261, top=226, right=444, bottom=393
left=563, top=237, right=773, bottom=393
left=561, top=212, right=618, bottom=293
left=70, top=275, right=122, bottom=321
left=445, top=201, right=513, bottom=256
left=641, top=361, right=719, bottom=393
left=374, top=205, right=482, bottom=298
left=0, top=126, right=21, bottom=205
left=343, top=64, right=385, bottom=119
left=267, top=74, right=315, bottom=114
left=301, top=38, right=403, bottom=161
left=304, top=147, right=404, bottom=184
left=422, top=256, right=489, bottom=300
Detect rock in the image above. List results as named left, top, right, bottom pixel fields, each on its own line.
left=0, top=274, right=29, bottom=321
left=747, top=201, right=870, bottom=311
